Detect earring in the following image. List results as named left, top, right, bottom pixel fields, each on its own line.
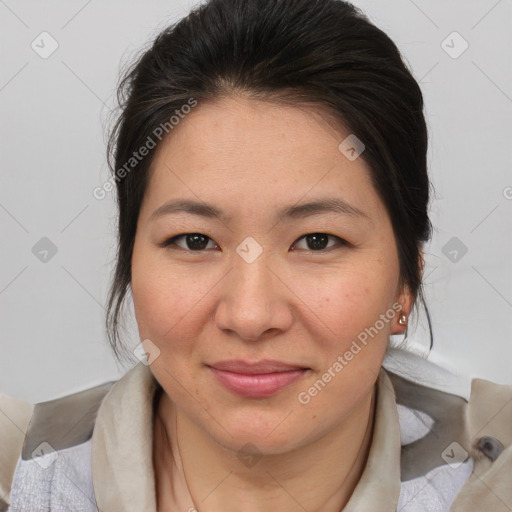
left=398, top=313, right=407, bottom=326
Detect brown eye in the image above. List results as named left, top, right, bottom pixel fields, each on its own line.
left=164, top=233, right=217, bottom=251
left=292, top=233, right=345, bottom=251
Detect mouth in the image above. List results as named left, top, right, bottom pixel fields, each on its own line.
left=206, top=359, right=310, bottom=398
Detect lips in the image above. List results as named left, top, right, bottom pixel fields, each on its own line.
left=209, top=359, right=308, bottom=373
left=207, top=359, right=309, bottom=398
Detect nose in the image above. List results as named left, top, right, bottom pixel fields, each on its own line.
left=214, top=255, right=294, bottom=342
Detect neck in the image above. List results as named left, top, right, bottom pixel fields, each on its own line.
left=154, top=386, right=376, bottom=512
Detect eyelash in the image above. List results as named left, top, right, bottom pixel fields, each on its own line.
left=160, top=233, right=348, bottom=253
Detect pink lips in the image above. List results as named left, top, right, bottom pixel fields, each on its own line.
left=207, top=359, right=309, bottom=398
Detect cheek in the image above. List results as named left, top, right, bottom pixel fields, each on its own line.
left=132, top=269, right=209, bottom=346
left=291, top=260, right=398, bottom=425
left=131, top=244, right=190, bottom=348
left=295, top=258, right=399, bottom=347
left=131, top=245, right=213, bottom=346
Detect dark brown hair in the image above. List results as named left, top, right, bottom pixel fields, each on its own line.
left=106, top=0, right=433, bottom=364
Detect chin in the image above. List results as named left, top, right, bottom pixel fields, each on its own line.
left=200, top=410, right=306, bottom=455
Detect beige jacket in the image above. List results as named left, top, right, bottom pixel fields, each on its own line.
left=1, top=351, right=511, bottom=511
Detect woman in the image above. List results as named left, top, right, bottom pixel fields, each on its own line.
left=2, top=0, right=511, bottom=510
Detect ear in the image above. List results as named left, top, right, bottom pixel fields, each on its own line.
left=391, top=251, right=424, bottom=335
left=390, top=282, right=414, bottom=335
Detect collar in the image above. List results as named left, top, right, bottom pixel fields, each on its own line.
left=92, top=362, right=160, bottom=512
left=91, top=363, right=402, bottom=512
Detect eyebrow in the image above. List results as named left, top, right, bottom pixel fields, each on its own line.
left=149, top=197, right=371, bottom=224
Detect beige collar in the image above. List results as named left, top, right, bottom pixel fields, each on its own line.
left=92, top=363, right=401, bottom=512
left=92, top=362, right=159, bottom=512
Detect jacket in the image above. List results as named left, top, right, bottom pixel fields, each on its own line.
left=1, top=348, right=511, bottom=511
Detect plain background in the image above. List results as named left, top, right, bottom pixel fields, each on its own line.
left=1, top=0, right=511, bottom=404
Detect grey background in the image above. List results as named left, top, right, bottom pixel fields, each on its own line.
left=1, top=0, right=511, bottom=404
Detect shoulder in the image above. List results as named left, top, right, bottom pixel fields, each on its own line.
left=5, top=364, right=157, bottom=511
left=453, top=378, right=512, bottom=510
left=19, top=379, right=115, bottom=460
left=0, top=393, right=33, bottom=511
left=467, top=377, right=512, bottom=450
left=1, top=379, right=115, bottom=511
left=384, top=348, right=512, bottom=452
left=383, top=348, right=512, bottom=511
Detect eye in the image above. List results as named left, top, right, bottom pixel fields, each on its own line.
left=292, top=233, right=346, bottom=252
left=161, top=232, right=347, bottom=253
left=162, top=233, right=218, bottom=251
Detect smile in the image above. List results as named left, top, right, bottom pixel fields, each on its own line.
left=207, top=365, right=309, bottom=398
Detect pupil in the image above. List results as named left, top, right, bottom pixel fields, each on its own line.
left=306, top=233, right=328, bottom=250
left=187, top=233, right=208, bottom=250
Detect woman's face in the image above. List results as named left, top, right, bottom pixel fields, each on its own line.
left=131, top=96, right=412, bottom=454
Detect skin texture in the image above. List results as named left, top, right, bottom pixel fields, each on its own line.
left=131, top=96, right=414, bottom=511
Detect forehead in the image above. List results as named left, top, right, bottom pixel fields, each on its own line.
left=154, top=96, right=351, bottom=164
left=141, top=96, right=384, bottom=221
